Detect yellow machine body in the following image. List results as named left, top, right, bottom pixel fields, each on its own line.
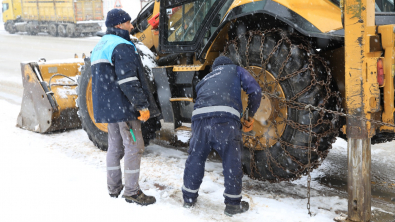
left=134, top=0, right=345, bottom=74
left=378, top=25, right=395, bottom=132
left=18, top=0, right=103, bottom=23
left=225, top=0, right=343, bottom=33
left=342, top=0, right=395, bottom=136
left=2, top=0, right=21, bottom=22
left=17, top=59, right=84, bottom=133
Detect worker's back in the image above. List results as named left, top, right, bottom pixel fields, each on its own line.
left=194, top=63, right=242, bottom=121
left=193, top=56, right=262, bottom=121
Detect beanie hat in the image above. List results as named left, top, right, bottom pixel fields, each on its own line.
left=212, top=56, right=234, bottom=68
left=105, top=9, right=132, bottom=27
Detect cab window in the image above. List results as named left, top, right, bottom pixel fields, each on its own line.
left=2, top=3, right=9, bottom=13
left=376, top=0, right=394, bottom=12
left=166, top=0, right=214, bottom=42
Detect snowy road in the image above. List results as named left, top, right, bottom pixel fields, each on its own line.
left=0, top=30, right=394, bottom=221
left=0, top=100, right=354, bottom=222
left=0, top=30, right=99, bottom=104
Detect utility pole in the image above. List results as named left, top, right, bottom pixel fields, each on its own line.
left=343, top=0, right=375, bottom=221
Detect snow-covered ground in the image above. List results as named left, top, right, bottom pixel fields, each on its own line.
left=1, top=96, right=394, bottom=221
left=0, top=98, right=350, bottom=222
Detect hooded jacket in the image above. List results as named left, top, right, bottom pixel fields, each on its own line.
left=90, top=27, right=161, bottom=123
left=192, top=56, right=262, bottom=122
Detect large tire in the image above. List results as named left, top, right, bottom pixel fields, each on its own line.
left=66, top=24, right=75, bottom=37
left=58, top=25, right=67, bottom=37
left=6, top=22, right=16, bottom=34
left=77, top=58, right=161, bottom=151
left=49, top=23, right=58, bottom=37
left=77, top=60, right=108, bottom=151
left=226, top=28, right=340, bottom=182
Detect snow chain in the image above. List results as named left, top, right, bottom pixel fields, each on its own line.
left=307, top=107, right=313, bottom=216
left=224, top=28, right=342, bottom=183
left=223, top=28, right=395, bottom=216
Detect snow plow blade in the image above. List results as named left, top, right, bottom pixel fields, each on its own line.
left=17, top=59, right=84, bottom=133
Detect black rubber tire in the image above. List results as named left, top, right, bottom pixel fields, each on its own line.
left=141, top=117, right=162, bottom=146
left=6, top=22, right=16, bottom=34
left=49, top=24, right=58, bottom=37
left=77, top=58, right=160, bottom=150
left=77, top=59, right=109, bottom=151
left=66, top=24, right=75, bottom=37
left=227, top=29, right=340, bottom=182
left=58, top=25, right=67, bottom=37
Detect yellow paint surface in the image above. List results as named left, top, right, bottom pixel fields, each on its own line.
left=2, top=0, right=20, bottom=22
left=19, top=0, right=103, bottom=23
left=225, top=0, right=342, bottom=33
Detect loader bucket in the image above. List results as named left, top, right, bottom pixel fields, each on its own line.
left=17, top=59, right=84, bottom=133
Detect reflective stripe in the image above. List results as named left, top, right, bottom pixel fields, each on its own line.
left=125, top=169, right=140, bottom=174
left=91, top=59, right=111, bottom=66
left=182, top=185, right=199, bottom=193
left=107, top=166, right=121, bottom=170
left=192, top=106, right=240, bottom=118
left=223, top=192, right=242, bottom=198
left=118, top=77, right=138, bottom=85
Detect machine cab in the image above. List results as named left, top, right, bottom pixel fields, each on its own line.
left=158, top=0, right=233, bottom=54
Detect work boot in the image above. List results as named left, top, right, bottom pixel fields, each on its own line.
left=224, top=201, right=249, bottom=216
left=109, top=185, right=123, bottom=198
left=123, top=189, right=156, bottom=206
left=183, top=199, right=197, bottom=208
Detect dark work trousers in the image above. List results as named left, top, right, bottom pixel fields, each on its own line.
left=106, top=120, right=144, bottom=196
left=182, top=117, right=243, bottom=205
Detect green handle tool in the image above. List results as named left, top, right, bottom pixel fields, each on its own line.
left=130, top=129, right=136, bottom=142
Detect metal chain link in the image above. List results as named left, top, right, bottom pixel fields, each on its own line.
left=307, top=107, right=313, bottom=216
left=224, top=28, right=341, bottom=184
left=269, top=93, right=395, bottom=129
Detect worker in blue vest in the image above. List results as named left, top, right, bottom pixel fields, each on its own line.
left=90, top=9, right=160, bottom=206
left=182, top=56, right=262, bottom=216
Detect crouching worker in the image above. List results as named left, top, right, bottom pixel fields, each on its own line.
left=182, top=56, right=262, bottom=216
left=90, top=9, right=160, bottom=206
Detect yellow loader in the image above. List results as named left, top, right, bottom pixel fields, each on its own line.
left=17, top=0, right=395, bottom=184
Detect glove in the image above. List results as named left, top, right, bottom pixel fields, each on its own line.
left=242, top=117, right=254, bottom=132
left=138, top=109, right=150, bottom=122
